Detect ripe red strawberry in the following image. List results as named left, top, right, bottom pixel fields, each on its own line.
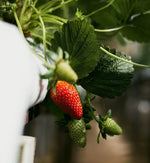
left=50, top=81, right=83, bottom=119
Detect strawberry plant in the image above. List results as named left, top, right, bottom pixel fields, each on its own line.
left=1, top=0, right=150, bottom=148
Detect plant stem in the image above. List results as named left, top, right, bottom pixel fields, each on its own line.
left=37, top=0, right=58, bottom=12
left=13, top=10, right=24, bottom=36
left=31, top=5, right=47, bottom=61
left=85, top=0, right=115, bottom=18
left=100, top=46, right=150, bottom=68
left=123, top=2, right=135, bottom=24
left=86, top=92, right=100, bottom=123
left=42, top=17, right=64, bottom=25
left=48, top=0, right=74, bottom=13
left=30, top=32, right=52, bottom=46
left=97, top=130, right=101, bottom=144
left=74, top=84, right=79, bottom=94
left=33, top=0, right=38, bottom=6
left=41, top=13, right=67, bottom=23
left=95, top=26, right=124, bottom=33
left=14, top=9, right=48, bottom=65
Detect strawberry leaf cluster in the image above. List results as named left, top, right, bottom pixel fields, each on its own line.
left=78, top=0, right=150, bottom=42
left=51, top=20, right=134, bottom=98
left=1, top=0, right=150, bottom=149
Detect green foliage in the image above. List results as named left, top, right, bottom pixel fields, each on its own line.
left=77, top=0, right=108, bottom=14
left=92, top=7, right=121, bottom=29
left=79, top=0, right=150, bottom=42
left=1, top=0, right=150, bottom=147
left=131, top=0, right=150, bottom=14
left=122, top=14, right=150, bottom=42
left=89, top=0, right=150, bottom=25
left=79, top=47, right=134, bottom=98
left=51, top=19, right=99, bottom=79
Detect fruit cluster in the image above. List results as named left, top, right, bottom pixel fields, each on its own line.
left=49, top=65, right=122, bottom=147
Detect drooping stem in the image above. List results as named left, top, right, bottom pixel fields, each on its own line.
left=31, top=5, right=47, bottom=61
left=95, top=26, right=124, bottom=33
left=85, top=0, right=115, bottom=18
left=30, top=32, right=51, bottom=46
left=41, top=13, right=68, bottom=23
left=14, top=10, right=24, bottom=36
left=100, top=46, right=150, bottom=68
left=97, top=130, right=101, bottom=144
left=86, top=92, right=100, bottom=123
left=48, top=0, right=74, bottom=13
left=33, top=0, right=38, bottom=6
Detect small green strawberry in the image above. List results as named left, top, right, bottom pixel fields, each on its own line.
left=103, top=118, right=122, bottom=136
left=50, top=81, right=83, bottom=119
left=97, top=111, right=122, bottom=142
left=55, top=59, right=78, bottom=83
left=68, top=119, right=86, bottom=148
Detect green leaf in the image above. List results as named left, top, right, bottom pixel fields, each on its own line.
left=88, top=0, right=133, bottom=29
left=85, top=0, right=150, bottom=40
left=132, top=0, right=150, bottom=14
left=51, top=19, right=99, bottom=79
left=121, top=14, right=150, bottom=42
left=77, top=0, right=109, bottom=15
left=92, top=5, right=120, bottom=29
left=79, top=47, right=134, bottom=98
left=101, top=0, right=150, bottom=25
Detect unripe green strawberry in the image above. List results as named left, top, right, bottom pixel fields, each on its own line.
left=55, top=59, right=78, bottom=83
left=103, top=118, right=122, bottom=136
left=50, top=81, right=83, bottom=119
left=68, top=119, right=86, bottom=148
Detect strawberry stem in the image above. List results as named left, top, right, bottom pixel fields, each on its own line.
left=86, top=92, right=100, bottom=123
left=47, top=0, right=74, bottom=13
left=95, top=26, right=125, bottom=33
left=85, top=0, right=115, bottom=18
left=100, top=46, right=150, bottom=68
left=13, top=10, right=24, bottom=36
left=97, top=130, right=101, bottom=144
left=31, top=5, right=47, bottom=61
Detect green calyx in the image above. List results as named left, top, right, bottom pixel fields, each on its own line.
left=55, top=59, right=78, bottom=84
left=103, top=118, right=122, bottom=136
left=68, top=119, right=86, bottom=148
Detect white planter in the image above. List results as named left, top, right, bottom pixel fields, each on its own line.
left=0, top=21, right=48, bottom=163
